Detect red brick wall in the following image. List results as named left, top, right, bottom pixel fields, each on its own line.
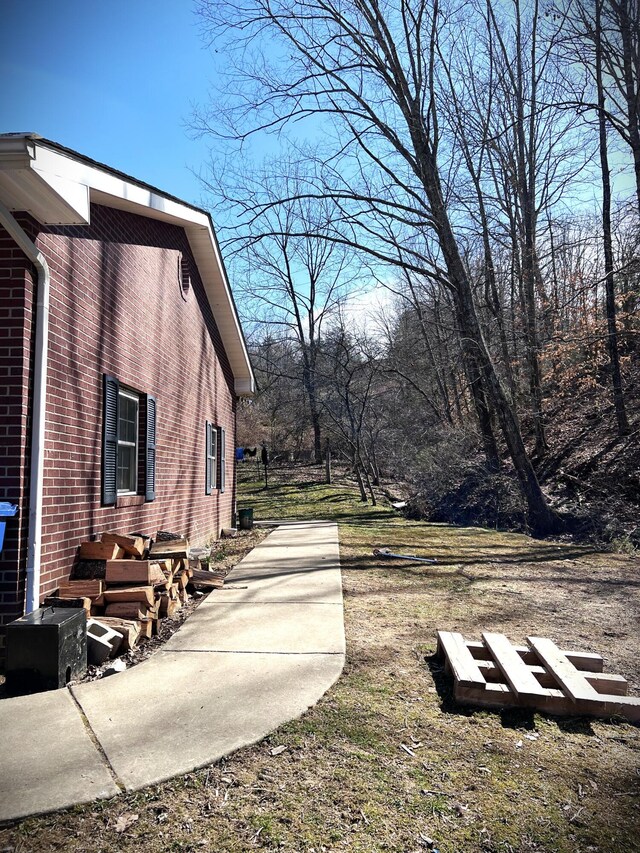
left=0, top=203, right=238, bottom=628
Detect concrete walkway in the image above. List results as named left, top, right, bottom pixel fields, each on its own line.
left=0, top=522, right=345, bottom=822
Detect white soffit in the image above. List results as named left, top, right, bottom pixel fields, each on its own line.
left=0, top=135, right=254, bottom=396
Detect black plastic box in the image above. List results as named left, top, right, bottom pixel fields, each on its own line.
left=6, top=607, right=87, bottom=695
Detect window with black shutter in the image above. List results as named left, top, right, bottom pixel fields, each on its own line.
left=146, top=394, right=157, bottom=501
left=102, top=375, right=119, bottom=506
left=219, top=427, right=226, bottom=494
left=205, top=421, right=217, bottom=494
left=117, top=389, right=139, bottom=494
left=102, top=374, right=156, bottom=506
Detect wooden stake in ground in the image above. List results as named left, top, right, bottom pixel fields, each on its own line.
left=261, top=443, right=269, bottom=488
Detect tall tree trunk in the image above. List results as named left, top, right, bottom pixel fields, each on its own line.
left=597, top=0, right=631, bottom=434
left=353, top=456, right=368, bottom=502
left=301, top=359, right=323, bottom=462
left=425, top=163, right=559, bottom=531
left=463, top=346, right=501, bottom=471
left=413, top=298, right=454, bottom=425
left=360, top=454, right=377, bottom=505
left=456, top=286, right=558, bottom=531
left=515, top=0, right=548, bottom=458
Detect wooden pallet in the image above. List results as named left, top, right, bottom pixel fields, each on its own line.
left=436, top=631, right=640, bottom=723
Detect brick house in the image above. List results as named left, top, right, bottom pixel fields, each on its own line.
left=0, top=133, right=254, bottom=641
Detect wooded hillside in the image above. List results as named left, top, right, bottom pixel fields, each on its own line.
left=195, top=0, right=639, bottom=539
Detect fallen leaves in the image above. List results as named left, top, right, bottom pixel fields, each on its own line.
left=113, top=812, right=139, bottom=834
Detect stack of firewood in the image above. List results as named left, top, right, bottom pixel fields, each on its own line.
left=44, top=531, right=195, bottom=652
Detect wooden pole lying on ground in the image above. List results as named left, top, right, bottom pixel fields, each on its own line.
left=373, top=548, right=437, bottom=564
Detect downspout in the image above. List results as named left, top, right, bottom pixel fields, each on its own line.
left=0, top=201, right=50, bottom=613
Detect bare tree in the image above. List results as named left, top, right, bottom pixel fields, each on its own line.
left=601, top=0, right=640, bottom=214
left=560, top=0, right=632, bottom=434
left=595, top=0, right=631, bottom=434
left=202, top=158, right=358, bottom=461
left=319, top=324, right=381, bottom=504
left=196, top=0, right=563, bottom=530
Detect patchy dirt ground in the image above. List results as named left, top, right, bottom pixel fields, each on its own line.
left=341, top=521, right=640, bottom=694
left=1, top=469, right=638, bottom=853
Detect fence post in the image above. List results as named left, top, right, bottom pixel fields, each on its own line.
left=325, top=440, right=331, bottom=485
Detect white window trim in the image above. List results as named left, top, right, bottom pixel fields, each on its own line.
left=117, top=388, right=139, bottom=495
left=206, top=421, right=218, bottom=494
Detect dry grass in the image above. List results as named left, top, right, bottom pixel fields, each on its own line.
left=1, top=464, right=639, bottom=852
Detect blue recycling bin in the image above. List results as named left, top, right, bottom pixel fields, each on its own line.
left=0, top=502, right=18, bottom=553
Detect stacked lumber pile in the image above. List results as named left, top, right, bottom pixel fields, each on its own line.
left=45, top=531, right=194, bottom=653
left=437, top=630, right=640, bottom=723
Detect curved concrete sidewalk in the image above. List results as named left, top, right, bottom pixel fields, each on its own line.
left=0, top=521, right=345, bottom=822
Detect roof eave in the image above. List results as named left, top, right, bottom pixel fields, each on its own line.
left=0, top=134, right=255, bottom=397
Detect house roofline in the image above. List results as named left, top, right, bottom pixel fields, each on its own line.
left=0, top=133, right=255, bottom=396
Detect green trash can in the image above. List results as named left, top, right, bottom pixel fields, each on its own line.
left=238, top=508, right=254, bottom=530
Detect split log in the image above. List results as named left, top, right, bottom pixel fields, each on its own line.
left=105, top=559, right=167, bottom=585
left=158, top=593, right=169, bottom=617
left=138, top=619, right=153, bottom=639
left=43, top=596, right=92, bottom=616
left=57, top=579, right=104, bottom=598
left=190, top=568, right=225, bottom=589
left=79, top=541, right=125, bottom=560
left=149, top=539, right=189, bottom=559
left=95, top=617, right=141, bottom=651
left=103, top=586, right=155, bottom=607
left=158, top=594, right=181, bottom=618
left=105, top=602, right=152, bottom=621
left=170, top=556, right=187, bottom=573
left=101, top=532, right=145, bottom=557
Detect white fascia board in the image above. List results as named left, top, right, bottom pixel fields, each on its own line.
left=0, top=140, right=89, bottom=225
left=184, top=225, right=255, bottom=396
left=31, top=167, right=90, bottom=223
left=0, top=167, right=88, bottom=225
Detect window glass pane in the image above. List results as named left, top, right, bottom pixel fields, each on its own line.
left=117, top=391, right=138, bottom=493
left=117, top=444, right=136, bottom=492
left=119, top=395, right=138, bottom=444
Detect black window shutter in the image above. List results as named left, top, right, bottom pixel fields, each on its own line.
left=219, top=427, right=226, bottom=493
left=146, top=394, right=157, bottom=501
left=102, top=374, right=119, bottom=506
left=205, top=421, right=212, bottom=495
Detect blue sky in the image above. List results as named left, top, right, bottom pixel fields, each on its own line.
left=1, top=0, right=633, bottom=213
left=1, top=0, right=216, bottom=206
